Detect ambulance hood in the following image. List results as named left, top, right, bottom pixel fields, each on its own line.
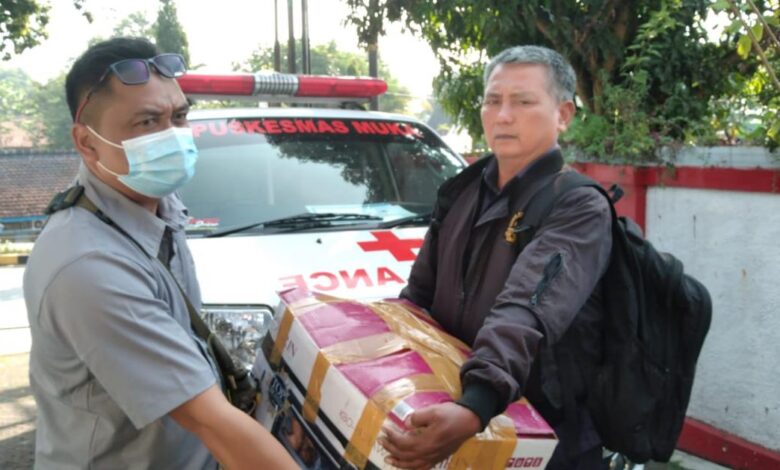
left=186, top=227, right=428, bottom=308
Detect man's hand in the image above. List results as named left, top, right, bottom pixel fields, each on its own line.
left=378, top=402, right=482, bottom=470
left=170, top=385, right=297, bottom=469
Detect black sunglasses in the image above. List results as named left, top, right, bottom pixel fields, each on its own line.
left=75, top=53, right=187, bottom=123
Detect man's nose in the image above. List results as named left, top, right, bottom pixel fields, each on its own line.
left=496, top=101, right=514, bottom=123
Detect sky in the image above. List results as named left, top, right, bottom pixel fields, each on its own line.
left=2, top=0, right=440, bottom=99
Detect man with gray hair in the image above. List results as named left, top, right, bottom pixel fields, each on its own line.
left=380, top=45, right=612, bottom=469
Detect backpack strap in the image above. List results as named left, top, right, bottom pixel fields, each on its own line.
left=511, top=171, right=607, bottom=251
left=507, top=172, right=625, bottom=458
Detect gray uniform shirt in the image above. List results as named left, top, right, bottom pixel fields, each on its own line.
left=23, top=164, right=219, bottom=469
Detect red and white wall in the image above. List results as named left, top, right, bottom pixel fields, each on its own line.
left=573, top=146, right=780, bottom=468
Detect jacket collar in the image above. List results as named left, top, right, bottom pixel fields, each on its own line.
left=474, top=149, right=565, bottom=227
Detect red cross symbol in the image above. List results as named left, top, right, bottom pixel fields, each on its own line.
left=358, top=231, right=424, bottom=262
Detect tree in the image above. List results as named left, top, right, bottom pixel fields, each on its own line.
left=113, top=11, right=154, bottom=39
left=345, top=0, right=746, bottom=159
left=0, top=68, right=36, bottom=146
left=29, top=73, right=73, bottom=150
left=710, top=0, right=779, bottom=147
left=235, top=40, right=412, bottom=114
left=153, top=0, right=190, bottom=65
left=0, top=0, right=91, bottom=60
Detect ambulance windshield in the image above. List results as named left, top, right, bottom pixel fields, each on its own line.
left=179, top=117, right=464, bottom=235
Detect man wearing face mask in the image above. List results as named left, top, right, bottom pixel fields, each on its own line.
left=23, top=37, right=297, bottom=469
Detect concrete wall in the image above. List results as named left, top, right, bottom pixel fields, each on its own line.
left=646, top=186, right=780, bottom=451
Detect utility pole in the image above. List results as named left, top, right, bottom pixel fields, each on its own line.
left=301, top=0, right=311, bottom=74
left=367, top=0, right=380, bottom=110
left=287, top=0, right=296, bottom=73
left=273, top=0, right=281, bottom=72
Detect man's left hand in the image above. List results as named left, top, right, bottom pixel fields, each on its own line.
left=378, top=402, right=482, bottom=470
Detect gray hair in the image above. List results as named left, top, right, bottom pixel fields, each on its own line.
left=483, top=45, right=577, bottom=102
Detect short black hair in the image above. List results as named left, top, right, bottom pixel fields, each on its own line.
left=65, top=37, right=160, bottom=121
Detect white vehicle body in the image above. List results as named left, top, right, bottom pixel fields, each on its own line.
left=178, top=98, right=465, bottom=366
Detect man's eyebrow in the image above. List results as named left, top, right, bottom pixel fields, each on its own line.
left=131, top=107, right=164, bottom=118
left=174, top=102, right=190, bottom=114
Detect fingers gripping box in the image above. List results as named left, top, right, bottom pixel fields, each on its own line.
left=253, top=288, right=558, bottom=469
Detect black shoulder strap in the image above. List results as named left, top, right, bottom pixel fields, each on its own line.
left=513, top=171, right=622, bottom=252
left=47, top=186, right=255, bottom=409
left=508, top=171, right=622, bottom=415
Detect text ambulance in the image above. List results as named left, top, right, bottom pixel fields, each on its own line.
left=176, top=72, right=465, bottom=368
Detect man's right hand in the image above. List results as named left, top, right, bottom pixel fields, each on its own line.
left=170, top=385, right=297, bottom=470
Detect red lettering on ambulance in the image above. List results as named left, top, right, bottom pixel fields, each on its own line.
left=295, top=119, right=318, bottom=133
left=279, top=275, right=307, bottom=291
left=339, top=269, right=374, bottom=289
left=311, top=272, right=339, bottom=291
left=370, top=122, right=390, bottom=135
left=385, top=122, right=402, bottom=135
left=280, top=119, right=298, bottom=133
left=228, top=120, right=245, bottom=134
left=317, top=120, right=335, bottom=133
left=350, top=121, right=373, bottom=134
left=242, top=120, right=266, bottom=134
left=376, top=267, right=404, bottom=286
left=264, top=119, right=282, bottom=134
left=208, top=122, right=228, bottom=136
left=332, top=120, right=349, bottom=134
left=191, top=123, right=207, bottom=138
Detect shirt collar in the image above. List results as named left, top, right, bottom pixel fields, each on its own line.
left=482, top=145, right=561, bottom=196
left=77, top=163, right=190, bottom=258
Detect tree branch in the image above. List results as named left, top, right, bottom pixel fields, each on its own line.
left=729, top=0, right=780, bottom=93
left=746, top=0, right=780, bottom=51
left=576, top=0, right=619, bottom=50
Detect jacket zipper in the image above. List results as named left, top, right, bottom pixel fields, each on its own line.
left=530, top=252, right=564, bottom=306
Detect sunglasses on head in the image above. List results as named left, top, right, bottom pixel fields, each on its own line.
left=74, top=53, right=187, bottom=123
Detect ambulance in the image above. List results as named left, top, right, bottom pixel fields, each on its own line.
left=176, top=72, right=466, bottom=368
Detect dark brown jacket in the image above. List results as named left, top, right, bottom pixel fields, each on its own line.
left=401, top=150, right=612, bottom=453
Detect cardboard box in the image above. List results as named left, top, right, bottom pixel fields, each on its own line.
left=253, top=288, right=558, bottom=469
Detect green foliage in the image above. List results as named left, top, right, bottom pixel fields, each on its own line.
left=233, top=40, right=412, bottom=114
left=344, top=0, right=775, bottom=163
left=562, top=71, right=665, bottom=163
left=0, top=68, right=72, bottom=149
left=113, top=11, right=153, bottom=39
left=431, top=61, right=483, bottom=143
left=0, top=0, right=91, bottom=60
left=709, top=0, right=779, bottom=148
left=0, top=69, right=34, bottom=118
left=153, top=0, right=190, bottom=66
left=0, top=0, right=49, bottom=60
left=28, top=73, right=73, bottom=150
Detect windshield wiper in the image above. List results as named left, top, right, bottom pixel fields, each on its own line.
left=205, top=213, right=383, bottom=238
left=375, top=212, right=432, bottom=229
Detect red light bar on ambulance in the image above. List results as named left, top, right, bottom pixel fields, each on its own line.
left=177, top=72, right=387, bottom=103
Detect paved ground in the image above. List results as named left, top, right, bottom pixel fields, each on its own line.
left=0, top=353, right=35, bottom=469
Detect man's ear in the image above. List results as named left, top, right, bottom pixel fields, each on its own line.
left=72, top=124, right=100, bottom=171
left=557, top=101, right=576, bottom=133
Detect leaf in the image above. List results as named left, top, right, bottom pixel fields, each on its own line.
left=711, top=0, right=730, bottom=12
left=751, top=23, right=763, bottom=42
left=737, top=34, right=752, bottom=59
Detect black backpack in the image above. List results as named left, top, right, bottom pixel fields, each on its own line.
left=431, top=161, right=712, bottom=463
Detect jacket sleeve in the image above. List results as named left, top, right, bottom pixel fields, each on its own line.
left=457, top=186, right=612, bottom=426
left=399, top=227, right=437, bottom=310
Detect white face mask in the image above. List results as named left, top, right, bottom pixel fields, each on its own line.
left=87, top=126, right=199, bottom=198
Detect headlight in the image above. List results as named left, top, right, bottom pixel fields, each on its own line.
left=201, top=305, right=274, bottom=370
